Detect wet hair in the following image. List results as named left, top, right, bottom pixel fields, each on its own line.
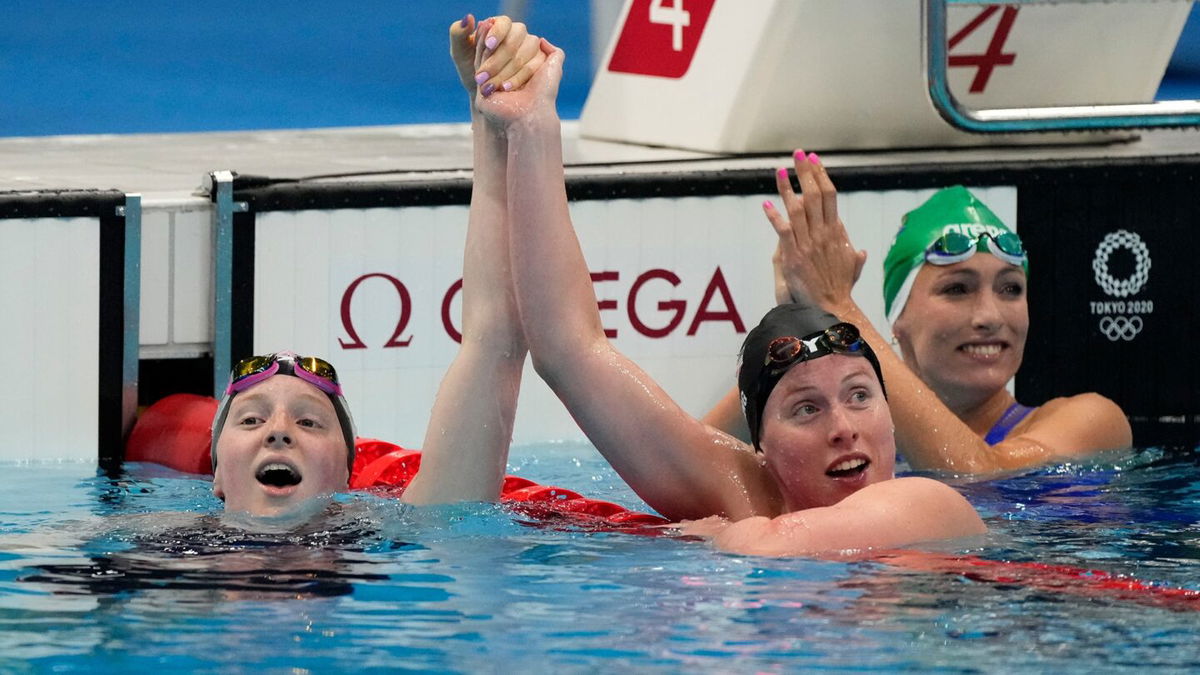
left=737, top=303, right=886, bottom=452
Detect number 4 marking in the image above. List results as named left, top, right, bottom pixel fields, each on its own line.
left=949, top=6, right=1019, bottom=94
left=650, top=0, right=691, bottom=52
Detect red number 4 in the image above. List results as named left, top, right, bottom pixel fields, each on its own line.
left=949, top=6, right=1019, bottom=94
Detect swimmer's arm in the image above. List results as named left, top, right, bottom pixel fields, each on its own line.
left=998, top=393, right=1131, bottom=464
left=839, top=298, right=1129, bottom=473
left=405, top=16, right=542, bottom=504
left=498, top=46, right=777, bottom=522
left=705, top=477, right=985, bottom=557
left=699, top=387, right=752, bottom=444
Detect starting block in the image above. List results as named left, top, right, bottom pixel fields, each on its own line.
left=580, top=0, right=1191, bottom=152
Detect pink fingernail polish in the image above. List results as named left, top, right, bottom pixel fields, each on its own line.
left=502, top=81, right=513, bottom=92
left=807, top=152, right=820, bottom=164
left=776, top=168, right=788, bottom=179
left=474, top=72, right=489, bottom=85
left=763, top=200, right=775, bottom=210
left=482, top=82, right=496, bottom=97
left=793, top=149, right=805, bottom=161
left=485, top=35, right=499, bottom=50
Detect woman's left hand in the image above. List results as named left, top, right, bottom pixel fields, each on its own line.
left=763, top=151, right=867, bottom=315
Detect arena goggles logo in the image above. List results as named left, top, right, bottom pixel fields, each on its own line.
left=1089, top=230, right=1152, bottom=342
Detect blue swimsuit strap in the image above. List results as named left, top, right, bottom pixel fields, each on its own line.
left=984, top=402, right=1037, bottom=446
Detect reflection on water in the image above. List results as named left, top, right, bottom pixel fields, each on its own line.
left=0, top=444, right=1197, bottom=671
left=19, top=502, right=407, bottom=601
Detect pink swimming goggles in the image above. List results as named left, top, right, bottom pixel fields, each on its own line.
left=224, top=351, right=344, bottom=397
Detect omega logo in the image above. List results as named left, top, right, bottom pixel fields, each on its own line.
left=337, top=266, right=746, bottom=349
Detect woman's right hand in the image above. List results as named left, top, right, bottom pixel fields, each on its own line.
left=474, top=37, right=562, bottom=127
left=449, top=15, right=546, bottom=100
left=763, top=151, right=867, bottom=315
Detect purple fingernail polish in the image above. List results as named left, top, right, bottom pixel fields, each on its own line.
left=485, top=35, right=498, bottom=50
left=460, top=15, right=470, bottom=28
left=474, top=72, right=489, bottom=85
left=807, top=152, right=820, bottom=164
left=502, top=81, right=513, bottom=91
left=482, top=82, right=496, bottom=97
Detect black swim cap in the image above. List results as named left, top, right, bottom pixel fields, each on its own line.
left=737, top=303, right=885, bottom=452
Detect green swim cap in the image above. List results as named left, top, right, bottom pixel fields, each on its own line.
left=882, top=186, right=1026, bottom=324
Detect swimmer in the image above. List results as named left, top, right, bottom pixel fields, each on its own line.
left=732, top=157, right=1131, bottom=475
left=479, top=36, right=984, bottom=555
left=208, top=14, right=547, bottom=516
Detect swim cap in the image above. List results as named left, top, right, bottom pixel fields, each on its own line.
left=210, top=353, right=357, bottom=474
left=738, top=303, right=885, bottom=452
left=883, top=186, right=1027, bottom=324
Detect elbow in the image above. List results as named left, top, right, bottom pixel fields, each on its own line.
left=527, top=334, right=610, bottom=389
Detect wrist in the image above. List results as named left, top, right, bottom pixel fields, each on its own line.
left=504, top=107, right=560, bottom=137
left=827, top=298, right=865, bottom=323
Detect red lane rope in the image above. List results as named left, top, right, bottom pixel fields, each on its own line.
left=874, top=551, right=1200, bottom=612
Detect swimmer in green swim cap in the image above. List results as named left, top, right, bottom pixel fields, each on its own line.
left=883, top=185, right=1028, bottom=326
left=745, top=158, right=1130, bottom=475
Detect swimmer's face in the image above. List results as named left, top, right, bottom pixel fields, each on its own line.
left=893, top=254, right=1028, bottom=411
left=213, top=375, right=349, bottom=516
left=759, top=354, right=896, bottom=511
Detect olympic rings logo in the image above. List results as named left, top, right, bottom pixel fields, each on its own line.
left=1092, top=230, right=1151, bottom=298
left=1098, top=315, right=1143, bottom=342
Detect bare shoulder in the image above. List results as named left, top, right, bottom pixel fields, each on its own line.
left=1017, top=392, right=1132, bottom=456
left=857, top=476, right=978, bottom=515
left=835, top=477, right=986, bottom=540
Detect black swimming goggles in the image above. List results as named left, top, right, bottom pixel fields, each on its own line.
left=763, top=322, right=865, bottom=378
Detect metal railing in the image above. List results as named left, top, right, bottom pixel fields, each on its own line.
left=923, top=0, right=1200, bottom=132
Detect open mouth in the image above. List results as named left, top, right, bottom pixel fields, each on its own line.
left=256, top=462, right=302, bottom=488
left=826, top=457, right=869, bottom=478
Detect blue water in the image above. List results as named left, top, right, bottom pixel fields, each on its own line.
left=1, top=443, right=1198, bottom=672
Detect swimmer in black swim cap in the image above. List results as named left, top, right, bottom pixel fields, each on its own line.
left=490, top=34, right=984, bottom=553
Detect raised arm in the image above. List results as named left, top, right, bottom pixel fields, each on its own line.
left=403, top=15, right=544, bottom=504
left=763, top=151, right=1130, bottom=475
left=476, top=41, right=778, bottom=521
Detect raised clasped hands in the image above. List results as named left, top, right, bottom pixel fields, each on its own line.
left=763, top=151, right=867, bottom=315
left=448, top=14, right=561, bottom=126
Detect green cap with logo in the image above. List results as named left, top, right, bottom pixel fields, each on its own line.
left=882, top=186, right=1025, bottom=324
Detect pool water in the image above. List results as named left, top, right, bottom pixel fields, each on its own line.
left=1, top=443, right=1198, bottom=672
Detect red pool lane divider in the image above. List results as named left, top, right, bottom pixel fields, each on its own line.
left=874, top=551, right=1200, bottom=613
left=349, top=441, right=670, bottom=531
left=126, top=394, right=670, bottom=532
